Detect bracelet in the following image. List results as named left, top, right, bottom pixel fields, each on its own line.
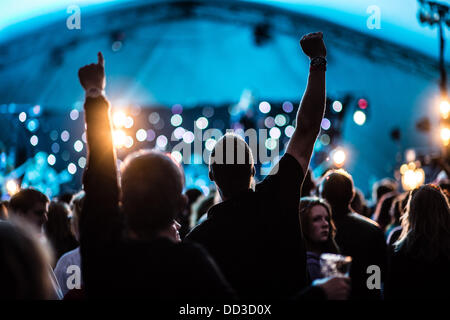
left=85, top=88, right=105, bottom=98
left=310, top=56, right=327, bottom=71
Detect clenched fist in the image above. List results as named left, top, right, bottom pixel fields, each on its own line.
left=300, top=32, right=326, bottom=59
left=78, top=52, right=105, bottom=91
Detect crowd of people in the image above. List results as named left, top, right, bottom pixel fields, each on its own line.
left=1, top=32, right=449, bottom=300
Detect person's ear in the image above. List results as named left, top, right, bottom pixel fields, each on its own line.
left=209, top=170, right=215, bottom=182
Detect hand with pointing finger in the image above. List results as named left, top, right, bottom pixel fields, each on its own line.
left=78, top=52, right=106, bottom=92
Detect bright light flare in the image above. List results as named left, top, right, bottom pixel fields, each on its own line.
left=113, top=111, right=127, bottom=128
left=353, top=111, right=366, bottom=126
left=332, top=148, right=346, bottom=167
left=401, top=167, right=425, bottom=191
left=440, top=100, right=450, bottom=119
left=113, top=130, right=127, bottom=148
left=441, top=127, right=450, bottom=146
left=6, top=180, right=19, bottom=196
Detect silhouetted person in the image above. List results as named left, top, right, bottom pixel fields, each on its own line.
left=372, top=191, right=397, bottom=234
left=370, top=178, right=397, bottom=216
left=78, top=52, right=234, bottom=299
left=320, top=169, right=387, bottom=300
left=9, top=188, right=49, bottom=233
left=186, top=32, right=349, bottom=299
left=385, top=185, right=450, bottom=299
left=0, top=219, right=54, bottom=299
left=44, top=201, right=78, bottom=263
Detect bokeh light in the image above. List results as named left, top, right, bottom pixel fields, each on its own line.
left=282, top=101, right=294, bottom=113
left=156, top=135, right=168, bottom=149
left=113, top=130, right=126, bottom=148
left=259, top=101, right=271, bottom=114
left=285, top=125, right=295, bottom=138
left=196, top=117, right=209, bottom=130
left=136, top=129, right=147, bottom=142
left=183, top=131, right=195, bottom=144
left=74, top=140, right=83, bottom=152
left=321, top=118, right=331, bottom=130
left=275, top=114, right=287, bottom=126
left=68, top=163, right=77, bottom=175
left=171, top=114, right=183, bottom=127
left=353, top=110, right=366, bottom=126
left=78, top=156, right=87, bottom=169
left=30, top=135, right=38, bottom=146
left=332, top=101, right=343, bottom=112
left=70, top=109, right=79, bottom=121
left=19, top=112, right=27, bottom=122
left=47, top=154, right=56, bottom=166
left=269, top=127, right=281, bottom=139
left=61, top=130, right=70, bottom=142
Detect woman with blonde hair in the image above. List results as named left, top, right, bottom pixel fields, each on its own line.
left=386, top=184, right=450, bottom=299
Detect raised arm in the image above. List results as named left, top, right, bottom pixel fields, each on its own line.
left=78, top=53, right=122, bottom=260
left=286, top=32, right=327, bottom=174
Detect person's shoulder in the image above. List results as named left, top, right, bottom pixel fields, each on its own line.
left=348, top=212, right=381, bottom=231
left=55, top=246, right=80, bottom=270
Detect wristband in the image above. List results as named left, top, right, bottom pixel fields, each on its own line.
left=85, top=88, right=105, bottom=98
left=310, top=56, right=327, bottom=71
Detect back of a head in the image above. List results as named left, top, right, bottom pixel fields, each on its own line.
left=9, top=188, right=49, bottom=215
left=209, top=134, right=254, bottom=198
left=398, top=184, right=450, bottom=260
left=121, top=149, right=184, bottom=239
left=373, top=178, right=397, bottom=204
left=0, top=219, right=53, bottom=299
left=45, top=201, right=72, bottom=243
left=320, top=169, right=355, bottom=216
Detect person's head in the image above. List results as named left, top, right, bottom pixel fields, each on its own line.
left=44, top=201, right=74, bottom=248
left=121, top=149, right=186, bottom=240
left=351, top=188, right=368, bottom=216
left=390, top=192, right=409, bottom=226
left=396, top=184, right=450, bottom=261
left=372, top=178, right=397, bottom=205
left=69, top=191, right=85, bottom=241
left=9, top=189, right=49, bottom=230
left=373, top=191, right=397, bottom=232
left=299, top=197, right=339, bottom=254
left=0, top=218, right=53, bottom=299
left=319, top=169, right=355, bottom=217
left=209, top=133, right=255, bottom=199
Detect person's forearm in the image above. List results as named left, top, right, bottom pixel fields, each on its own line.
left=294, top=69, right=326, bottom=140
left=80, top=95, right=121, bottom=247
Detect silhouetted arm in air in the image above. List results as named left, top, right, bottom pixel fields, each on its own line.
left=78, top=53, right=123, bottom=290
left=286, top=32, right=327, bottom=174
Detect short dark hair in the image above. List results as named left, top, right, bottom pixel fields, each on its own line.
left=209, top=134, right=254, bottom=197
left=320, top=169, right=355, bottom=215
left=121, top=150, right=184, bottom=239
left=9, top=189, right=49, bottom=214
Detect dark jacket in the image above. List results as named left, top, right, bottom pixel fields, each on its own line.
left=385, top=245, right=450, bottom=299
left=79, top=96, right=235, bottom=300
left=333, top=211, right=387, bottom=300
